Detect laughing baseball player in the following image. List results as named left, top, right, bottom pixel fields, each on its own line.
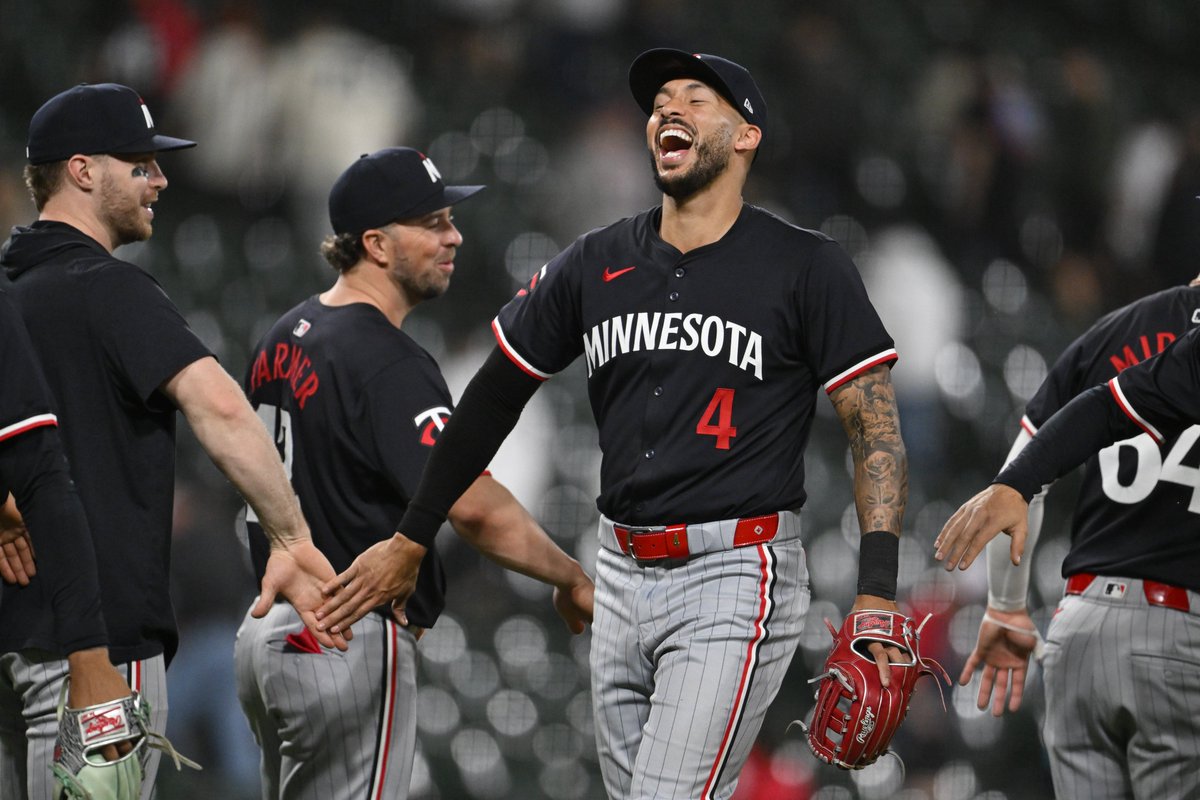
left=947, top=276, right=1200, bottom=799
left=317, top=50, right=915, bottom=798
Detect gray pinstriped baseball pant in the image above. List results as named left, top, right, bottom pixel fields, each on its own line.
left=591, top=528, right=809, bottom=800
left=0, top=650, right=167, bottom=800
left=1042, top=577, right=1200, bottom=800
left=234, top=602, right=418, bottom=800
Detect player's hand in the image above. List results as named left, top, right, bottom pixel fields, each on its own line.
left=958, top=606, right=1040, bottom=716
left=850, top=594, right=909, bottom=687
left=0, top=495, right=35, bottom=585
left=0, top=525, right=35, bottom=586
left=254, top=540, right=352, bottom=651
left=66, top=648, right=136, bottom=762
left=934, top=484, right=1028, bottom=571
left=552, top=572, right=595, bottom=634
left=317, top=532, right=427, bottom=634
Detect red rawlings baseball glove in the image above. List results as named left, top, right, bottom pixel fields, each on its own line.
left=794, top=609, right=948, bottom=770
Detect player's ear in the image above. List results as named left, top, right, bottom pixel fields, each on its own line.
left=360, top=227, right=391, bottom=265
left=733, top=124, right=762, bottom=156
left=64, top=154, right=99, bottom=191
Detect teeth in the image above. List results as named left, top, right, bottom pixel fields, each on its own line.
left=659, top=128, right=693, bottom=145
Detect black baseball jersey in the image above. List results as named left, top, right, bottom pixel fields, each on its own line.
left=2, top=221, right=213, bottom=664
left=1023, top=284, right=1200, bottom=588
left=0, top=286, right=107, bottom=655
left=493, top=203, right=896, bottom=524
left=243, top=297, right=447, bottom=628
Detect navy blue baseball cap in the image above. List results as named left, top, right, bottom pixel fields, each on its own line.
left=26, top=83, right=196, bottom=164
left=328, top=148, right=485, bottom=235
left=629, top=49, right=767, bottom=137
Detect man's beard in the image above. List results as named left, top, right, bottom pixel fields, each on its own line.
left=650, top=128, right=732, bottom=200
left=99, top=172, right=152, bottom=246
left=393, top=264, right=449, bottom=305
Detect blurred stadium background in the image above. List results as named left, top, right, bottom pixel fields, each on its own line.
left=5, top=0, right=1200, bottom=797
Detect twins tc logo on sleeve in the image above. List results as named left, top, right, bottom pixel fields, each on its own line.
left=414, top=406, right=451, bottom=446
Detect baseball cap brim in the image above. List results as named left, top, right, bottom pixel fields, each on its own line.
left=113, top=131, right=198, bottom=154
left=629, top=48, right=739, bottom=117
left=399, top=184, right=485, bottom=222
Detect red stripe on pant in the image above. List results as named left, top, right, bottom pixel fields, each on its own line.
left=701, top=544, right=774, bottom=799
left=371, top=622, right=399, bottom=800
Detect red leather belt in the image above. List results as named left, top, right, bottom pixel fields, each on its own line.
left=613, top=514, right=780, bottom=561
left=1065, top=573, right=1190, bottom=612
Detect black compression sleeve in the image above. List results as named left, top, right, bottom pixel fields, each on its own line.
left=398, top=346, right=542, bottom=546
left=0, top=428, right=108, bottom=653
left=995, top=384, right=1142, bottom=500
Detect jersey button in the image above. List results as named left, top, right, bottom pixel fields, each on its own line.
left=644, top=449, right=655, bottom=459
left=668, top=291, right=679, bottom=301
left=653, top=386, right=663, bottom=396
left=674, top=267, right=686, bottom=278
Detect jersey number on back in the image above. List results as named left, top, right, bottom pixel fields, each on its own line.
left=1098, top=425, right=1200, bottom=512
left=246, top=403, right=294, bottom=524
left=697, top=388, right=737, bottom=450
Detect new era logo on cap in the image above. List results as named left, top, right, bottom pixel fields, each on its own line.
left=629, top=48, right=767, bottom=137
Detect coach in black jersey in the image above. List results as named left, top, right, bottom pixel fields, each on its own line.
left=940, top=283, right=1200, bottom=799
left=318, top=51, right=911, bottom=799
left=234, top=147, right=593, bottom=800
left=0, top=82, right=344, bottom=799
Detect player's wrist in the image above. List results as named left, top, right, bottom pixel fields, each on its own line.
left=985, top=592, right=1029, bottom=613
left=856, top=530, right=899, bottom=600
left=66, top=646, right=112, bottom=669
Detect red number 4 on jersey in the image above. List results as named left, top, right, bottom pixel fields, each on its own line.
left=697, top=388, right=737, bottom=450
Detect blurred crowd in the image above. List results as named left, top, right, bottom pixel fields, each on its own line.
left=5, top=0, right=1200, bottom=798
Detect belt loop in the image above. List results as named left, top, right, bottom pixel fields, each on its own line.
left=614, top=526, right=631, bottom=555
left=664, top=525, right=688, bottom=559
left=732, top=514, right=779, bottom=548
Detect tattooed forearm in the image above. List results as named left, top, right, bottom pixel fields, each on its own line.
left=830, top=365, right=908, bottom=534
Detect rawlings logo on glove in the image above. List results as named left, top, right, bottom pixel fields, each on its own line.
left=791, top=609, right=949, bottom=770
left=51, top=680, right=201, bottom=800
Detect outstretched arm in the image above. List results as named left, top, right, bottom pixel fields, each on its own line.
left=830, top=364, right=909, bottom=683
left=448, top=476, right=593, bottom=633
left=935, top=383, right=1141, bottom=571
left=162, top=356, right=348, bottom=650
left=317, top=347, right=542, bottom=632
left=955, top=427, right=1048, bottom=715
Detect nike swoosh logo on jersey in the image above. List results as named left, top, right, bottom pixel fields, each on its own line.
left=603, top=266, right=637, bottom=282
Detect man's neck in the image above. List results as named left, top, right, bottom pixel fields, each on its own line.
left=319, top=268, right=413, bottom=329
left=659, top=188, right=744, bottom=253
left=39, top=207, right=115, bottom=253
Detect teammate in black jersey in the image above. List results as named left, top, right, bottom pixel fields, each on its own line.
left=317, top=51, right=911, bottom=799
left=234, top=147, right=593, bottom=800
left=941, top=279, right=1200, bottom=800
left=0, top=285, right=136, bottom=769
left=1, top=82, right=343, bottom=799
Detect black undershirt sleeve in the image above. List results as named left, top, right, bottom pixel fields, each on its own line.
left=0, top=427, right=108, bottom=653
left=994, top=384, right=1144, bottom=501
left=398, top=347, right=542, bottom=546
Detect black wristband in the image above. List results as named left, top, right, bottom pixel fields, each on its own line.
left=856, top=531, right=899, bottom=600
